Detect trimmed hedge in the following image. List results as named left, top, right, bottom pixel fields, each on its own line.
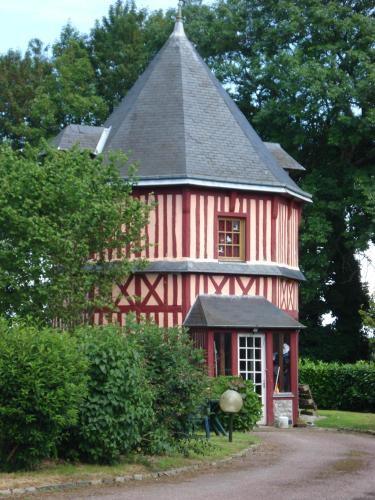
left=0, top=319, right=87, bottom=471
left=208, top=376, right=262, bottom=431
left=299, top=359, right=375, bottom=412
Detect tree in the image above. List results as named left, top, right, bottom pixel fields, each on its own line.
left=0, top=144, right=150, bottom=327
left=0, top=39, right=53, bottom=147
left=88, top=0, right=175, bottom=111
left=0, top=25, right=107, bottom=149
left=30, top=24, right=108, bottom=138
left=89, top=1, right=152, bottom=110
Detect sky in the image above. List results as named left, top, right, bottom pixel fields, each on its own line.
left=0, top=0, right=179, bottom=54
left=0, top=1, right=374, bottom=295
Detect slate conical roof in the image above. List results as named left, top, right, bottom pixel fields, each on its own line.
left=103, top=17, right=311, bottom=202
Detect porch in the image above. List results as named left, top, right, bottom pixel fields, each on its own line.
left=184, top=295, right=305, bottom=426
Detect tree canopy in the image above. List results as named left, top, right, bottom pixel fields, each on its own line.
left=0, top=145, right=149, bottom=327
left=0, top=0, right=373, bottom=359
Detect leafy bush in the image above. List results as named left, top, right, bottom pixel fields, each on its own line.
left=0, top=319, right=87, bottom=471
left=299, top=359, right=375, bottom=412
left=128, top=319, right=207, bottom=444
left=208, top=376, right=262, bottom=431
left=66, top=325, right=154, bottom=464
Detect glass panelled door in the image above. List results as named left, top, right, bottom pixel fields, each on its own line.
left=238, top=334, right=266, bottom=424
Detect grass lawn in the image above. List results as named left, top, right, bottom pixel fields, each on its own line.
left=316, top=410, right=375, bottom=432
left=0, top=433, right=259, bottom=491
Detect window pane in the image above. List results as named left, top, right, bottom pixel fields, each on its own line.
left=217, top=218, right=244, bottom=261
left=273, top=333, right=291, bottom=392
left=247, top=361, right=254, bottom=372
left=214, top=332, right=232, bottom=377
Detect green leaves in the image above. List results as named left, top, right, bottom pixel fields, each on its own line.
left=208, top=376, right=262, bottom=431
left=0, top=319, right=88, bottom=471
left=299, top=358, right=375, bottom=412
left=128, top=318, right=207, bottom=442
left=0, top=144, right=150, bottom=327
left=65, top=324, right=154, bottom=465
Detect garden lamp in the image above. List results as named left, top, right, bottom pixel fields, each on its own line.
left=219, top=389, right=243, bottom=442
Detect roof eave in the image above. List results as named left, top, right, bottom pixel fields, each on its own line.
left=134, top=177, right=312, bottom=203
left=184, top=322, right=306, bottom=329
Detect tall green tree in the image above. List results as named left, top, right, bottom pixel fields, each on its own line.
left=88, top=0, right=174, bottom=111
left=31, top=24, right=108, bottom=136
left=0, top=39, right=52, bottom=147
left=0, top=144, right=150, bottom=327
left=0, top=25, right=107, bottom=148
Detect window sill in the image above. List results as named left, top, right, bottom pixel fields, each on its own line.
left=273, top=392, right=294, bottom=398
left=218, top=258, right=245, bottom=262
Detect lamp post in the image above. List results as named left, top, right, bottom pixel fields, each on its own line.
left=219, top=389, right=243, bottom=442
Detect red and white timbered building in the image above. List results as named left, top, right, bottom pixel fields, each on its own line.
left=55, top=10, right=312, bottom=425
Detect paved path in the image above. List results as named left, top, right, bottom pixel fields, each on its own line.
left=44, top=428, right=375, bottom=500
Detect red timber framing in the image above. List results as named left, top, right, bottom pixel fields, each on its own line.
left=130, top=186, right=302, bottom=268
left=112, top=273, right=300, bottom=327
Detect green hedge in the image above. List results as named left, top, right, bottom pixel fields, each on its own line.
left=128, top=318, right=207, bottom=450
left=62, top=320, right=207, bottom=461
left=0, top=319, right=87, bottom=471
left=299, top=359, right=375, bottom=412
left=208, top=376, right=262, bottom=431
left=64, top=325, right=155, bottom=464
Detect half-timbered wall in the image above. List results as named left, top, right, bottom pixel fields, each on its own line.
left=133, top=189, right=301, bottom=268
left=102, top=274, right=299, bottom=328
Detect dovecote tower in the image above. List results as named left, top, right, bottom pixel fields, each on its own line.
left=55, top=8, right=312, bottom=425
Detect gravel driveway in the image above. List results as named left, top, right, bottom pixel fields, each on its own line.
left=43, top=428, right=375, bottom=500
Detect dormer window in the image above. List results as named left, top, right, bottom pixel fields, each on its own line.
left=218, top=217, right=245, bottom=261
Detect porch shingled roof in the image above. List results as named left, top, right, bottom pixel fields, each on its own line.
left=183, top=295, right=305, bottom=329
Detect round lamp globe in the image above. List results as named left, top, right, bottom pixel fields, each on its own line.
left=219, top=389, right=243, bottom=414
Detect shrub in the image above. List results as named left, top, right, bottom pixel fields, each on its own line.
left=299, top=359, right=375, bottom=412
left=66, top=325, right=154, bottom=464
left=0, top=319, right=87, bottom=471
left=128, top=319, right=207, bottom=444
left=208, top=376, right=262, bottom=431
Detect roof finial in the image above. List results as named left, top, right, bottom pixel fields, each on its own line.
left=172, top=0, right=186, bottom=37
left=177, top=0, right=183, bottom=20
